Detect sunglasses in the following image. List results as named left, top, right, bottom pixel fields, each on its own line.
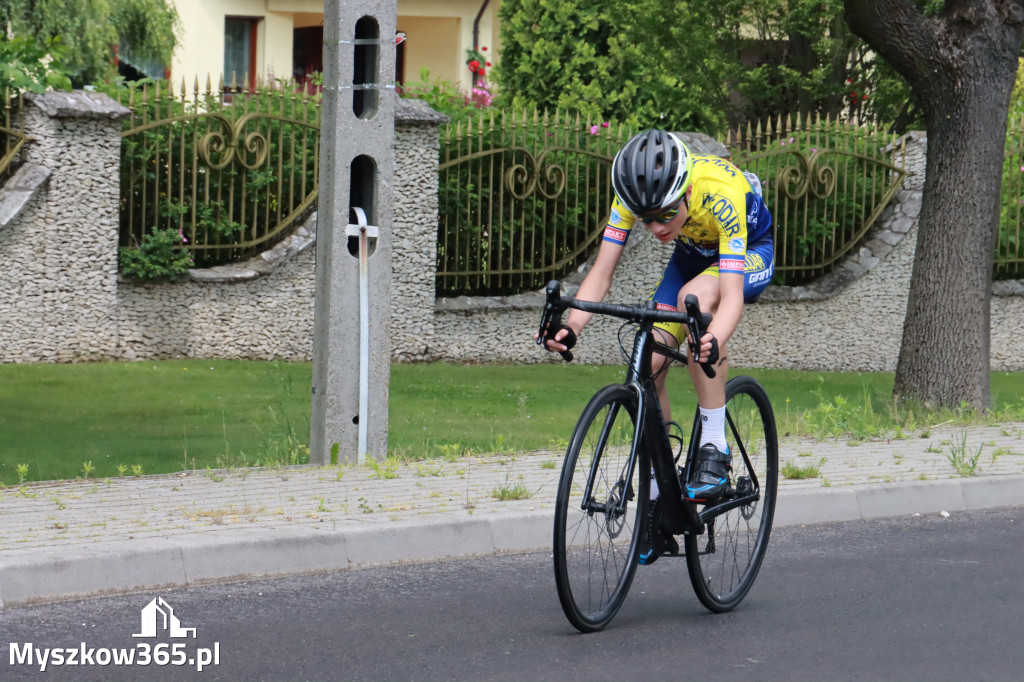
left=638, top=207, right=681, bottom=224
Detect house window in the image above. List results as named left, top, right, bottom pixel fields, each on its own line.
left=293, top=26, right=323, bottom=94
left=225, top=17, right=259, bottom=88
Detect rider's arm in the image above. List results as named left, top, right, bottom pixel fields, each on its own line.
left=699, top=271, right=744, bottom=362
left=696, top=166, right=749, bottom=362
left=545, top=239, right=624, bottom=353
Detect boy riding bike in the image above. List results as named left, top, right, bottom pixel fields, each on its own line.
left=540, top=129, right=775, bottom=564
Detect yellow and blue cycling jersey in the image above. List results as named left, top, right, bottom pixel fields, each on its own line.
left=602, top=154, right=773, bottom=276
left=603, top=154, right=775, bottom=342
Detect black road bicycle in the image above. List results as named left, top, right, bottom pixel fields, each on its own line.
left=537, top=280, right=779, bottom=632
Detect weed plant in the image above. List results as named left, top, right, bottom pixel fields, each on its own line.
left=947, top=432, right=984, bottom=477
left=781, top=459, right=823, bottom=480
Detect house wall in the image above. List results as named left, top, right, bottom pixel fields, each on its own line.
left=171, top=0, right=296, bottom=86
left=397, top=16, right=462, bottom=83
left=168, top=0, right=500, bottom=90
left=397, top=0, right=500, bottom=84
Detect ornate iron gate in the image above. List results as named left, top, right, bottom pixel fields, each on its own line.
left=115, top=79, right=320, bottom=269
left=437, top=109, right=629, bottom=297
left=727, top=114, right=908, bottom=285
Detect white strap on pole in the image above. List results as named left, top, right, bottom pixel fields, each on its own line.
left=346, top=207, right=378, bottom=463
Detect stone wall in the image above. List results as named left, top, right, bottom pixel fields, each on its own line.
left=0, top=92, right=125, bottom=363
left=1, top=95, right=1022, bottom=372
left=0, top=94, right=446, bottom=364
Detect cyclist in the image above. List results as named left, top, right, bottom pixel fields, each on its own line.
left=540, top=129, right=774, bottom=564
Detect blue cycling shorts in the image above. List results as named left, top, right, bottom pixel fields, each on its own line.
left=649, top=238, right=775, bottom=344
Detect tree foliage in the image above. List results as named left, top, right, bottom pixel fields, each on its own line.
left=495, top=0, right=926, bottom=133
left=495, top=0, right=736, bottom=133
left=727, top=0, right=922, bottom=129
left=111, top=0, right=180, bottom=68
left=0, top=0, right=179, bottom=87
left=0, top=35, right=73, bottom=93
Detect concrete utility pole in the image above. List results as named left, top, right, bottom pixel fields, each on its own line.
left=311, top=0, right=396, bottom=464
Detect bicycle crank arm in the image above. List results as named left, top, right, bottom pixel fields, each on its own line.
left=697, top=492, right=761, bottom=524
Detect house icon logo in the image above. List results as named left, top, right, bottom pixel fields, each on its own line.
left=133, top=597, right=197, bottom=639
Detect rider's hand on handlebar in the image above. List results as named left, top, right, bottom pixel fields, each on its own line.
left=693, top=331, right=719, bottom=365
left=535, top=324, right=577, bottom=355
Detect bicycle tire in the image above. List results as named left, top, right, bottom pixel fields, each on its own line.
left=553, top=384, right=648, bottom=632
left=685, top=375, right=778, bottom=613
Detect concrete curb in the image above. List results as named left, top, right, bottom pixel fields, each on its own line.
left=3, top=475, right=1021, bottom=609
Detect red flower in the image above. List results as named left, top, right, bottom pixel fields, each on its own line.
left=486, top=61, right=492, bottom=67
left=468, top=60, right=481, bottom=72
left=481, top=46, right=488, bottom=51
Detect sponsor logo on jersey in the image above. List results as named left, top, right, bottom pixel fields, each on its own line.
left=728, top=238, right=746, bottom=252
left=702, top=194, right=742, bottom=236
left=603, top=226, right=628, bottom=243
left=610, top=208, right=622, bottom=224
left=694, top=156, right=738, bottom=177
left=746, top=252, right=766, bottom=270
left=747, top=263, right=775, bottom=284
left=655, top=302, right=678, bottom=311
left=720, top=258, right=745, bottom=272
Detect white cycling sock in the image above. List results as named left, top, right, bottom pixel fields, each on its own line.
left=699, top=406, right=728, bottom=452
left=649, top=467, right=659, bottom=500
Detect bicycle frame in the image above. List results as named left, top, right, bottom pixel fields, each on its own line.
left=622, top=321, right=706, bottom=536
left=542, top=282, right=763, bottom=538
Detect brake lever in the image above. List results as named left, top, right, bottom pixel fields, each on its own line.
left=683, top=294, right=715, bottom=378
left=537, top=280, right=573, bottom=362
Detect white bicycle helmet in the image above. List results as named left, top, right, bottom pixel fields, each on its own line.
left=611, top=129, right=693, bottom=216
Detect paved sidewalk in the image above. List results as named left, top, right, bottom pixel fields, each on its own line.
left=2, top=422, right=1023, bottom=609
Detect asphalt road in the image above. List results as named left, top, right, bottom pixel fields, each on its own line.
left=3, top=506, right=1023, bottom=681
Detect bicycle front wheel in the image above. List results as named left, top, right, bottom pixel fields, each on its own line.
left=553, top=384, right=648, bottom=632
left=685, top=375, right=778, bottom=613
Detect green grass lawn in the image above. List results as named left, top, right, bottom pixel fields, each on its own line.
left=2, top=360, right=1022, bottom=485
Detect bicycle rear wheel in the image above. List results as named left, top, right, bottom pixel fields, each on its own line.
left=685, top=375, right=778, bottom=612
left=553, top=384, right=648, bottom=632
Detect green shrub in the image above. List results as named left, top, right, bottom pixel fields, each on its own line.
left=398, top=67, right=487, bottom=128
left=996, top=59, right=1024, bottom=281
left=119, top=227, right=191, bottom=280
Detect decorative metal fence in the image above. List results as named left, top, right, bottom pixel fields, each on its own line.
left=725, top=114, right=908, bottom=286
left=111, top=78, right=321, bottom=269
left=437, top=109, right=629, bottom=296
left=0, top=89, right=29, bottom=185
left=100, top=81, right=1021, bottom=284
left=997, top=113, right=1024, bottom=280
left=436, top=110, right=911, bottom=295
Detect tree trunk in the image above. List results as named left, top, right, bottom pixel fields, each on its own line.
left=844, top=0, right=1024, bottom=409
left=897, top=83, right=1005, bottom=408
